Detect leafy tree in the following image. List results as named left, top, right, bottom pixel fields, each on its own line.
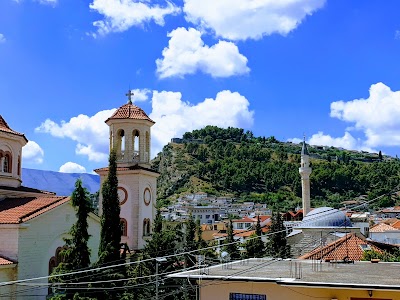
left=265, top=212, right=290, bottom=258
left=128, top=209, right=184, bottom=300
left=98, top=149, right=121, bottom=264
left=362, top=249, right=400, bottom=262
left=224, top=220, right=240, bottom=260
left=49, top=179, right=94, bottom=299
left=244, top=216, right=265, bottom=258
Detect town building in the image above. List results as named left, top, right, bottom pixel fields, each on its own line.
left=169, top=258, right=400, bottom=299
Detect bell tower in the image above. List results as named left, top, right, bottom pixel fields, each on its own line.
left=0, top=115, right=27, bottom=189
left=299, top=137, right=312, bottom=216
left=96, top=91, right=159, bottom=251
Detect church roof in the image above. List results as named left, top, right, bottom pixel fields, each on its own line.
left=0, top=196, right=69, bottom=224
left=94, top=164, right=159, bottom=174
left=0, top=255, right=16, bottom=265
left=299, top=233, right=382, bottom=261
left=0, top=115, right=28, bottom=142
left=105, top=103, right=154, bottom=124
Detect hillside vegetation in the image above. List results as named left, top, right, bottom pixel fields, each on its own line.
left=152, top=126, right=400, bottom=211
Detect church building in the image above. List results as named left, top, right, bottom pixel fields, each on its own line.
left=0, top=115, right=101, bottom=299
left=95, top=94, right=159, bottom=251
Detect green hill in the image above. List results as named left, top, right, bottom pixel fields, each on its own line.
left=151, top=126, right=400, bottom=211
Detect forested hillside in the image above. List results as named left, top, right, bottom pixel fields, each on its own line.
left=152, top=126, right=400, bottom=211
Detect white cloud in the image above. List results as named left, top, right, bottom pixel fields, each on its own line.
left=0, top=34, right=6, bottom=43
left=130, top=88, right=151, bottom=102
left=36, top=0, right=57, bottom=5
left=36, top=89, right=253, bottom=162
left=305, top=132, right=376, bottom=153
left=89, top=0, right=181, bottom=36
left=183, top=0, right=325, bottom=41
left=13, top=0, right=57, bottom=5
left=330, top=82, right=400, bottom=148
left=59, top=162, right=87, bottom=173
left=156, top=27, right=249, bottom=78
left=22, top=141, right=44, bottom=164
left=149, top=90, right=254, bottom=155
left=35, top=109, right=116, bottom=163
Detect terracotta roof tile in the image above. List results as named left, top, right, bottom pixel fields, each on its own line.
left=0, top=255, right=16, bottom=265
left=105, top=103, right=154, bottom=124
left=391, top=220, right=400, bottom=229
left=0, top=115, right=27, bottom=142
left=300, top=233, right=382, bottom=261
left=370, top=223, right=399, bottom=233
left=0, top=196, right=70, bottom=224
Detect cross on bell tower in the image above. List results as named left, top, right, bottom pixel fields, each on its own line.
left=125, top=89, right=134, bottom=104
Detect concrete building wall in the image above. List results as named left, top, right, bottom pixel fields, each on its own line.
left=0, top=225, right=19, bottom=261
left=199, top=280, right=400, bottom=300
left=0, top=265, right=17, bottom=300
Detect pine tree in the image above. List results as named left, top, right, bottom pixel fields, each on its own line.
left=224, top=220, right=240, bottom=260
left=244, top=216, right=265, bottom=258
left=98, top=149, right=121, bottom=264
left=49, top=179, right=94, bottom=300
left=265, top=212, right=291, bottom=258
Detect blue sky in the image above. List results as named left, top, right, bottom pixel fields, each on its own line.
left=2, top=0, right=400, bottom=173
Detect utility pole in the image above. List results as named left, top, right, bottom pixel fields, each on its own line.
left=155, top=257, right=167, bottom=300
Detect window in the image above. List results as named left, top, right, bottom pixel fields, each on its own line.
left=237, top=223, right=244, bottom=229
left=143, top=218, right=151, bottom=236
left=120, top=218, right=127, bottom=236
left=229, top=293, right=266, bottom=300
left=206, top=215, right=210, bottom=219
left=2, top=153, right=11, bottom=173
left=245, top=223, right=251, bottom=228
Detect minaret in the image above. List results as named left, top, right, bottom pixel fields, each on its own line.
left=299, top=137, right=312, bottom=216
left=95, top=90, right=159, bottom=251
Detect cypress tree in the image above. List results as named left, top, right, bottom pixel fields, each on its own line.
left=224, top=220, right=240, bottom=260
left=184, top=214, right=197, bottom=268
left=265, top=212, right=290, bottom=258
left=244, top=215, right=265, bottom=258
left=49, top=179, right=93, bottom=299
left=98, top=149, right=121, bottom=264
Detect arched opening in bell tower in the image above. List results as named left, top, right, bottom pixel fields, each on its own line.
left=116, top=129, right=125, bottom=159
left=132, top=130, right=140, bottom=161
left=145, top=131, right=150, bottom=162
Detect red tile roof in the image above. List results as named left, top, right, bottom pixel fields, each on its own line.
left=391, top=220, right=400, bottom=229
left=0, top=196, right=70, bottom=224
left=105, top=103, right=154, bottom=124
left=370, top=223, right=399, bottom=233
left=0, top=115, right=28, bottom=142
left=300, top=233, right=382, bottom=261
left=0, top=255, right=16, bottom=265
